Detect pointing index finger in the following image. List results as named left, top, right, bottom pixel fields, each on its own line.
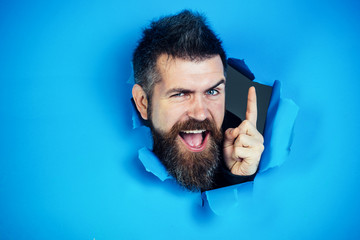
left=245, top=86, right=257, bottom=127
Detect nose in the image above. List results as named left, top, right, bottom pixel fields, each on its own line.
left=187, top=95, right=209, bottom=121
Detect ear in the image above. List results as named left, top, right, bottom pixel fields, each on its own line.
left=132, top=84, right=149, bottom=120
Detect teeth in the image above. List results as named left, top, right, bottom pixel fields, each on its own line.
left=181, top=130, right=205, bottom=134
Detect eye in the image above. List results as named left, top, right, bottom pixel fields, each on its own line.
left=170, top=92, right=185, bottom=98
left=206, top=89, right=219, bottom=96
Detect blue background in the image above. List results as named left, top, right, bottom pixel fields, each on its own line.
left=1, top=0, right=359, bottom=239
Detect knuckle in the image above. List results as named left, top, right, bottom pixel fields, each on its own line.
left=233, top=148, right=242, bottom=159
left=236, top=134, right=245, bottom=145
left=242, top=119, right=250, bottom=127
left=259, top=144, right=265, bottom=152
left=254, top=142, right=264, bottom=152
left=225, top=128, right=232, bottom=136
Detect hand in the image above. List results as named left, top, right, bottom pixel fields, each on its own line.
left=223, top=86, right=264, bottom=176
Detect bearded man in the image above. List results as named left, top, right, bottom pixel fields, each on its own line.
left=132, top=10, right=264, bottom=192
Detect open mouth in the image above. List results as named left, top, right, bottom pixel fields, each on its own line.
left=178, top=129, right=210, bottom=152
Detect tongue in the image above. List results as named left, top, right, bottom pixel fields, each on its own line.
left=182, top=133, right=203, bottom=147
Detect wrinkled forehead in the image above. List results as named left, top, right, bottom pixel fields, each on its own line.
left=155, top=54, right=225, bottom=88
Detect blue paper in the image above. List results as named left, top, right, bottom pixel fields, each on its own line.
left=127, top=64, right=135, bottom=85
left=203, top=181, right=254, bottom=215
left=227, top=58, right=256, bottom=80
left=138, top=147, right=172, bottom=182
left=2, top=2, right=358, bottom=238
left=259, top=80, right=299, bottom=172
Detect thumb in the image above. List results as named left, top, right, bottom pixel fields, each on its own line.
left=223, top=127, right=239, bottom=148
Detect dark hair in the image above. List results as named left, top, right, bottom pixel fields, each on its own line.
left=132, top=9, right=227, bottom=99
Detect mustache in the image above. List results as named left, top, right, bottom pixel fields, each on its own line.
left=167, top=118, right=222, bottom=141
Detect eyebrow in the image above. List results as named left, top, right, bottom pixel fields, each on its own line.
left=166, top=79, right=226, bottom=96
left=205, top=79, right=226, bottom=92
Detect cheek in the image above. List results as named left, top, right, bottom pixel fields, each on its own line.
left=210, top=98, right=225, bottom=128
left=151, top=103, right=185, bottom=132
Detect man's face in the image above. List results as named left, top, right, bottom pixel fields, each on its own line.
left=150, top=54, right=226, bottom=135
left=147, top=54, right=226, bottom=191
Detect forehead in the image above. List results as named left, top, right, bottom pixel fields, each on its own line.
left=156, top=54, right=225, bottom=89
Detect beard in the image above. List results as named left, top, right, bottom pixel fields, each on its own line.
left=150, top=118, right=223, bottom=192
